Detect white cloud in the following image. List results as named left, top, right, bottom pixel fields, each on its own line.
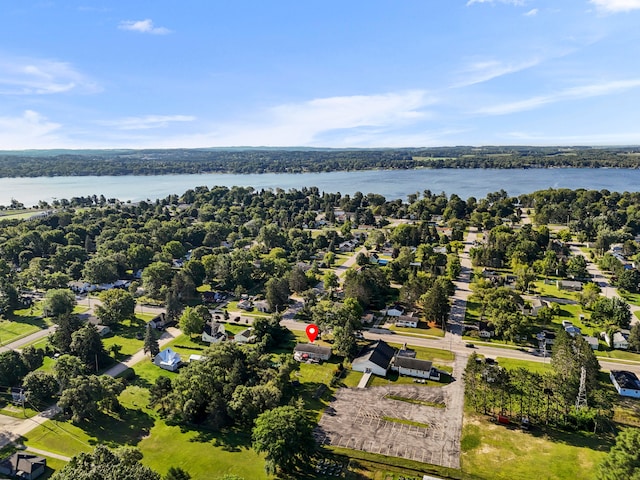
left=0, top=56, right=99, bottom=95
left=118, top=19, right=171, bottom=35
left=130, top=91, right=434, bottom=148
left=590, top=0, right=640, bottom=12
left=99, top=115, right=196, bottom=130
left=475, top=78, right=640, bottom=115
left=453, top=58, right=541, bottom=87
left=466, top=0, right=526, bottom=6
left=524, top=8, right=538, bottom=16
left=0, top=110, right=64, bottom=149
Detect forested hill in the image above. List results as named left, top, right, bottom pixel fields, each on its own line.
left=2, top=146, right=640, bottom=177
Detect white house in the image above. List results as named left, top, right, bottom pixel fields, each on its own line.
left=610, top=370, right=640, bottom=398
left=351, top=341, right=395, bottom=377
left=391, top=356, right=440, bottom=381
left=604, top=331, right=629, bottom=350
left=294, top=343, right=332, bottom=362
left=386, top=305, right=405, bottom=317
left=202, top=322, right=226, bottom=344
left=153, top=348, right=181, bottom=372
left=234, top=328, right=256, bottom=344
left=395, top=314, right=418, bottom=328
left=583, top=336, right=599, bottom=350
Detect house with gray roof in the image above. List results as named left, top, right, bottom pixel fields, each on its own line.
left=351, top=341, right=395, bottom=377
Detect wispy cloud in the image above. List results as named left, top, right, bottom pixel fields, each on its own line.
left=453, top=58, right=541, bottom=87
left=99, top=115, right=196, bottom=130
left=137, top=91, right=434, bottom=148
left=475, top=78, right=640, bottom=115
left=118, top=19, right=171, bottom=35
left=0, top=110, right=63, bottom=149
left=590, top=0, right=640, bottom=12
left=524, top=8, right=538, bottom=16
left=466, top=0, right=526, bottom=6
left=0, top=56, right=99, bottom=95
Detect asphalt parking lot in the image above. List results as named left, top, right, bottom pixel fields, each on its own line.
left=316, top=358, right=466, bottom=470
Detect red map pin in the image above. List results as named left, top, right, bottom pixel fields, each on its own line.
left=306, top=324, right=319, bottom=343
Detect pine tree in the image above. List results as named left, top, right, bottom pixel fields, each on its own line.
left=144, top=323, right=160, bottom=357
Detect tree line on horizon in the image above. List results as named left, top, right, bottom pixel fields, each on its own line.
left=2, top=146, right=640, bottom=177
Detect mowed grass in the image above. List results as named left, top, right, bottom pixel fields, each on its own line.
left=22, top=385, right=272, bottom=480
left=461, top=416, right=609, bottom=480
left=495, top=357, right=554, bottom=375
left=0, top=309, right=50, bottom=346
left=387, top=342, right=454, bottom=362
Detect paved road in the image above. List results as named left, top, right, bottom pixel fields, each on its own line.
left=569, top=244, right=640, bottom=321
left=0, top=325, right=56, bottom=353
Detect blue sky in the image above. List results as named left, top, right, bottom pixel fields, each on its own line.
left=2, top=0, right=640, bottom=149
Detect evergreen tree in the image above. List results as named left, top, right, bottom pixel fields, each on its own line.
left=144, top=323, right=160, bottom=357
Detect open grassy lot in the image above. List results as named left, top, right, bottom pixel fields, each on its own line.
left=464, top=299, right=482, bottom=323
left=594, top=349, right=640, bottom=362
left=387, top=342, right=454, bottom=362
left=0, top=306, right=51, bottom=346
left=461, top=415, right=610, bottom=480
left=368, top=370, right=450, bottom=388
left=620, top=291, right=640, bottom=308
left=22, top=384, right=272, bottom=480
left=389, top=322, right=445, bottom=337
left=495, top=357, right=554, bottom=375
left=531, top=279, right=578, bottom=301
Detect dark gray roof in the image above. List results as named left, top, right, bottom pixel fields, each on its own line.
left=0, top=453, right=46, bottom=475
left=203, top=322, right=224, bottom=337
left=294, top=343, right=332, bottom=356
left=611, top=370, right=640, bottom=390
left=355, top=341, right=395, bottom=369
left=393, top=356, right=433, bottom=372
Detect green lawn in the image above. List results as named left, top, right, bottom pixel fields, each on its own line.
left=594, top=349, right=640, bottom=362
left=531, top=279, right=578, bottom=301
left=368, top=370, right=448, bottom=388
left=387, top=342, right=454, bottom=362
left=495, top=357, right=554, bottom=374
left=620, top=291, right=640, bottom=308
left=464, top=300, right=482, bottom=323
left=22, top=385, right=272, bottom=480
left=389, top=323, right=445, bottom=337
left=0, top=310, right=50, bottom=347
left=461, top=415, right=609, bottom=480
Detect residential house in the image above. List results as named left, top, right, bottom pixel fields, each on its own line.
left=386, top=305, right=405, bottom=317
left=391, top=356, right=440, bottom=381
left=395, top=313, right=418, bottom=328
left=149, top=313, right=170, bottom=330
left=234, top=328, right=256, bottom=344
left=202, top=322, right=226, bottom=344
left=361, top=313, right=375, bottom=325
left=528, top=298, right=549, bottom=316
left=153, top=348, right=182, bottom=372
left=565, top=325, right=582, bottom=337
left=351, top=341, right=395, bottom=377
left=605, top=331, right=630, bottom=350
left=583, top=335, right=599, bottom=350
left=254, top=300, right=270, bottom=313
left=294, top=343, right=332, bottom=362
left=0, top=453, right=46, bottom=480
left=237, top=299, right=253, bottom=311
left=610, top=370, right=640, bottom=398
left=557, top=280, right=583, bottom=291
left=478, top=321, right=495, bottom=339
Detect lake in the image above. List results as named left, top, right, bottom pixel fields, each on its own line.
left=1, top=168, right=639, bottom=207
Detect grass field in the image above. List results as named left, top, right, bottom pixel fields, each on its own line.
left=495, top=356, right=554, bottom=374
left=461, top=415, right=610, bottom=480
left=387, top=342, right=454, bottom=362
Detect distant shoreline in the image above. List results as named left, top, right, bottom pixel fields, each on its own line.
left=2, top=146, right=640, bottom=177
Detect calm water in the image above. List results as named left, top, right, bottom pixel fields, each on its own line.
left=1, top=168, right=639, bottom=206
